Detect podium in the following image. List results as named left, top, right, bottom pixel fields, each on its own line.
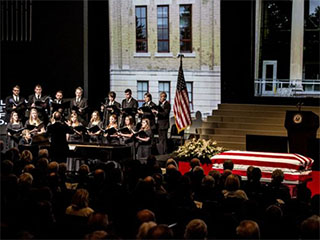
left=285, top=111, right=319, bottom=157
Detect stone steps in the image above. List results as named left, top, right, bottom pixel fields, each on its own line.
left=198, top=103, right=320, bottom=151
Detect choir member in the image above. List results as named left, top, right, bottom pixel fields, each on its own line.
left=70, top=87, right=88, bottom=125
left=5, top=85, right=26, bottom=123
left=87, top=111, right=103, bottom=143
left=101, top=91, right=121, bottom=127
left=103, top=114, right=119, bottom=145
left=51, top=90, right=68, bottom=119
left=118, top=115, right=136, bottom=159
left=138, top=92, right=156, bottom=132
left=121, top=88, right=138, bottom=127
left=6, top=111, right=24, bottom=148
left=152, top=91, right=171, bottom=154
left=27, top=84, right=50, bottom=123
left=118, top=115, right=135, bottom=145
left=66, top=113, right=84, bottom=142
left=136, top=118, right=153, bottom=163
left=25, top=108, right=46, bottom=135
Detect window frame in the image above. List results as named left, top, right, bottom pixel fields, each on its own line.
left=137, top=81, right=149, bottom=107
left=179, top=4, right=192, bottom=53
left=157, top=5, right=170, bottom=53
left=158, top=81, right=171, bottom=102
left=186, top=81, right=193, bottom=110
left=135, top=6, right=148, bottom=53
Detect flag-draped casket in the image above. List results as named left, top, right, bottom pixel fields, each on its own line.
left=211, top=150, right=314, bottom=184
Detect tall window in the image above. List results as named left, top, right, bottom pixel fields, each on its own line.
left=303, top=0, right=320, bottom=81
left=259, top=1, right=292, bottom=80
left=186, top=82, right=193, bottom=110
left=137, top=81, right=149, bottom=107
left=179, top=5, right=192, bottom=53
left=157, top=6, right=169, bottom=52
left=136, top=6, right=148, bottom=52
left=159, top=81, right=170, bottom=102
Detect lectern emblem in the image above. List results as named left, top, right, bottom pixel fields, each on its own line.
left=293, top=113, right=303, bottom=124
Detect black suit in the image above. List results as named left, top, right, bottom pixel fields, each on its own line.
left=121, top=97, right=138, bottom=127
left=157, top=101, right=171, bottom=154
left=70, top=97, right=88, bottom=124
left=102, top=99, right=121, bottom=127
left=47, top=121, right=74, bottom=162
left=5, top=95, right=26, bottom=122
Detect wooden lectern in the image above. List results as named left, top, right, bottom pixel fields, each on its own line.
left=285, top=111, right=319, bottom=158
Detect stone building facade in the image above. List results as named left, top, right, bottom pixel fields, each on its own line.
left=109, top=0, right=221, bottom=116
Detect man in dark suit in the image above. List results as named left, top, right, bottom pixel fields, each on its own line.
left=51, top=90, right=68, bottom=119
left=5, top=85, right=26, bottom=123
left=70, top=87, right=88, bottom=125
left=121, top=88, right=138, bottom=127
left=153, top=91, right=171, bottom=154
left=27, top=84, right=50, bottom=123
left=101, top=91, right=121, bottom=127
left=46, top=111, right=74, bottom=162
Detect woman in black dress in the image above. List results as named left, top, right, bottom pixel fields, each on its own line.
left=136, top=118, right=153, bottom=164
left=103, top=114, right=119, bottom=144
left=25, top=108, right=45, bottom=135
left=87, top=111, right=103, bottom=143
left=6, top=111, right=24, bottom=148
left=66, top=113, right=84, bottom=143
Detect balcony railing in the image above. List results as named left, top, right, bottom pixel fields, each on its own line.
left=254, top=78, right=320, bottom=97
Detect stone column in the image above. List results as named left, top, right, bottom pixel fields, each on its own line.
left=290, top=0, right=304, bottom=90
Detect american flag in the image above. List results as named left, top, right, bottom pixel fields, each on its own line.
left=173, top=57, right=192, bottom=133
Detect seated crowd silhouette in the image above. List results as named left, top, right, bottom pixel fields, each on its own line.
left=1, top=143, right=319, bottom=239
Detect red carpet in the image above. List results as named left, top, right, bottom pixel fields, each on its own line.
left=178, top=162, right=320, bottom=197
left=307, top=171, right=320, bottom=197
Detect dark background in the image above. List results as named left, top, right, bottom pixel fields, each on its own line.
left=220, top=0, right=320, bottom=106
left=1, top=0, right=109, bottom=110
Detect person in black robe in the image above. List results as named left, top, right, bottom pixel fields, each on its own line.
left=5, top=85, right=26, bottom=123
left=121, top=89, right=138, bottom=127
left=6, top=111, right=24, bottom=149
left=138, top=92, right=157, bottom=132
left=153, top=91, right=171, bottom=155
left=47, top=111, right=74, bottom=162
left=101, top=91, right=121, bottom=128
left=70, top=87, right=89, bottom=125
left=27, top=84, right=50, bottom=124
left=136, top=118, right=153, bottom=164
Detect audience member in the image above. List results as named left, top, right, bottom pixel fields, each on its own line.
left=66, top=188, right=94, bottom=217
left=236, top=220, right=260, bottom=239
left=184, top=219, right=208, bottom=239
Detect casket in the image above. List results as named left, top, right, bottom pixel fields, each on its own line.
left=210, top=150, right=314, bottom=184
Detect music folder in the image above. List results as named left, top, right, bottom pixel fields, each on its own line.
left=51, top=101, right=70, bottom=112
left=118, top=127, right=132, bottom=135
left=8, top=128, right=25, bottom=135
left=26, top=122, right=44, bottom=131
left=105, top=105, right=120, bottom=114
left=103, top=127, right=118, bottom=135
left=134, top=130, right=149, bottom=138
left=87, top=125, right=101, bottom=133
left=139, top=106, right=152, bottom=113
left=151, top=105, right=164, bottom=112
left=72, top=125, right=87, bottom=133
